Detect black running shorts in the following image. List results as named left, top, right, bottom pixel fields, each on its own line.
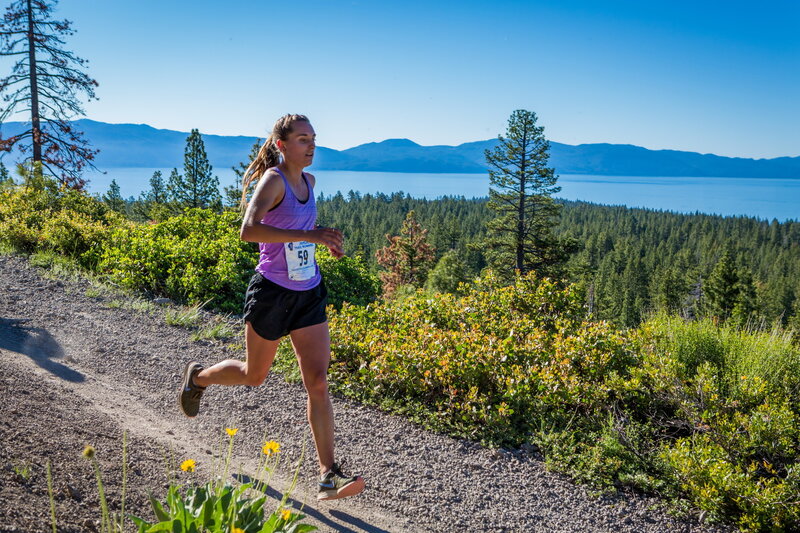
left=243, top=273, right=328, bottom=341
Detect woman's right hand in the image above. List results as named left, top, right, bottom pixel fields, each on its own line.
left=309, top=227, right=344, bottom=258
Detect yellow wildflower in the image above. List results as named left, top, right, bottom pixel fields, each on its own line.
left=82, top=445, right=95, bottom=460
left=180, top=459, right=196, bottom=472
left=232, top=529, right=245, bottom=533
left=262, top=441, right=281, bottom=456
left=225, top=427, right=239, bottom=437
left=281, top=509, right=292, bottom=521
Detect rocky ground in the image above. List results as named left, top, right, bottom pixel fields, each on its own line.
left=0, top=253, right=733, bottom=532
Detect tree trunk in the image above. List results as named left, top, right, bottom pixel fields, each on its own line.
left=26, top=0, right=42, bottom=165
left=516, top=125, right=527, bottom=273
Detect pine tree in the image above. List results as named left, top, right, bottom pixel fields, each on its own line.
left=0, top=0, right=98, bottom=188
left=620, top=254, right=649, bottom=326
left=224, top=138, right=261, bottom=209
left=0, top=161, right=12, bottom=186
left=145, top=170, right=167, bottom=204
left=375, top=210, right=436, bottom=296
left=131, top=169, right=170, bottom=221
left=703, top=248, right=740, bottom=320
left=484, top=109, right=574, bottom=280
left=425, top=249, right=471, bottom=294
left=167, top=167, right=180, bottom=193
left=652, top=266, right=687, bottom=314
left=102, top=179, right=125, bottom=213
left=788, top=292, right=800, bottom=331
left=168, top=129, right=221, bottom=210
left=731, top=266, right=759, bottom=326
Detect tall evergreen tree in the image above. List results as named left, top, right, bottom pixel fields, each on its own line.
left=102, top=178, right=124, bottom=213
left=731, top=266, right=759, bottom=326
left=224, top=138, right=261, bottom=209
left=652, top=266, right=687, bottom=314
left=167, top=167, right=180, bottom=193
left=375, top=210, right=436, bottom=296
left=132, top=169, right=170, bottom=221
left=620, top=254, right=649, bottom=326
left=145, top=170, right=167, bottom=204
left=0, top=161, right=11, bottom=186
left=168, top=129, right=220, bottom=210
left=484, top=109, right=574, bottom=279
left=0, top=0, right=98, bottom=188
left=703, top=248, right=741, bottom=320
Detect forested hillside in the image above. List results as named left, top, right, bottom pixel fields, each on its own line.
left=316, top=192, right=800, bottom=328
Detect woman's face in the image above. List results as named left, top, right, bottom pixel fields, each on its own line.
left=277, top=121, right=316, bottom=168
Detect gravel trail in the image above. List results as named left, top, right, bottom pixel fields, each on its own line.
left=0, top=254, right=732, bottom=532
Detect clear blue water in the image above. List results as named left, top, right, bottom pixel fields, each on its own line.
left=86, top=168, right=800, bottom=222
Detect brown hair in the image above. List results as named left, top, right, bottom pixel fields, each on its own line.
left=240, top=114, right=310, bottom=210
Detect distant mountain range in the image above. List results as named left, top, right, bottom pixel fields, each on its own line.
left=1, top=119, right=798, bottom=179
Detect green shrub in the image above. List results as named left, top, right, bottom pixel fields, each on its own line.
left=0, top=176, right=119, bottom=264
left=316, top=247, right=380, bottom=309
left=662, top=435, right=800, bottom=531
left=99, top=210, right=380, bottom=314
left=634, top=315, right=800, bottom=531
left=642, top=313, right=800, bottom=403
left=99, top=209, right=254, bottom=313
left=425, top=249, right=472, bottom=295
left=40, top=209, right=122, bottom=269
left=328, top=271, right=632, bottom=444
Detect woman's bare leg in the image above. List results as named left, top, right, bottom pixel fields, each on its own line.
left=193, top=322, right=280, bottom=387
left=289, top=321, right=335, bottom=475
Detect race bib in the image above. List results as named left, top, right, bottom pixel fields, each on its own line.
left=284, top=241, right=316, bottom=281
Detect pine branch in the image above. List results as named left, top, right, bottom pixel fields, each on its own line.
left=489, top=192, right=521, bottom=210
left=0, top=74, right=29, bottom=86
left=1, top=84, right=31, bottom=100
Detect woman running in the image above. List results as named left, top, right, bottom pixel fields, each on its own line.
left=178, top=114, right=365, bottom=501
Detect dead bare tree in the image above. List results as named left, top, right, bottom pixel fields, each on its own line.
left=0, top=0, right=98, bottom=188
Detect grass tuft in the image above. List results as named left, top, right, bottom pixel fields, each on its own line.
left=190, top=318, right=238, bottom=342
left=165, top=303, right=205, bottom=328
left=30, top=251, right=82, bottom=281
left=12, top=460, right=32, bottom=481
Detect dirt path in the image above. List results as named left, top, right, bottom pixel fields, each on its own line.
left=0, top=254, right=731, bottom=532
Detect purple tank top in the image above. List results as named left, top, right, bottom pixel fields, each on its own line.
left=255, top=167, right=322, bottom=291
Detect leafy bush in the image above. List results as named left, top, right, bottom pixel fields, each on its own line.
left=633, top=315, right=800, bottom=530
left=425, top=249, right=472, bottom=295
left=328, top=271, right=633, bottom=445
left=99, top=209, right=254, bottom=313
left=0, top=174, right=120, bottom=266
left=316, top=247, right=380, bottom=309
left=662, top=434, right=800, bottom=531
left=98, top=210, right=380, bottom=314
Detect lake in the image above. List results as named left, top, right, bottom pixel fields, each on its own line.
left=86, top=168, right=800, bottom=222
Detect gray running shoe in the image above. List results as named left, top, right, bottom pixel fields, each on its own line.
left=317, top=462, right=365, bottom=501
left=178, top=361, right=205, bottom=417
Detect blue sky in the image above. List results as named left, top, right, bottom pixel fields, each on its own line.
left=10, top=0, right=800, bottom=158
